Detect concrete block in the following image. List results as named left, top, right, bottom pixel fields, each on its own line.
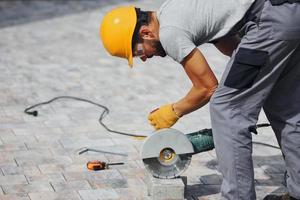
left=1, top=165, right=41, bottom=176
left=26, top=173, right=66, bottom=184
left=0, top=194, right=30, bottom=200
left=2, top=182, right=53, bottom=194
left=145, top=174, right=186, bottom=200
left=0, top=175, right=28, bottom=186
left=78, top=189, right=119, bottom=200
left=51, top=180, right=91, bottom=191
left=29, top=191, right=81, bottom=200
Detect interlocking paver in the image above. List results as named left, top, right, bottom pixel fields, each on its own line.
left=28, top=191, right=81, bottom=200
left=1, top=182, right=53, bottom=194
left=0, top=175, right=28, bottom=186
left=1, top=165, right=41, bottom=176
left=0, top=194, right=30, bottom=200
left=0, top=0, right=287, bottom=199
left=78, top=189, right=119, bottom=200
left=26, top=173, right=65, bottom=184
left=63, top=169, right=123, bottom=181
left=51, top=180, right=92, bottom=191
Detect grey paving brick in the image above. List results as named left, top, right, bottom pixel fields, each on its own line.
left=259, top=164, right=286, bottom=175
left=28, top=191, right=81, bottom=200
left=38, top=163, right=84, bottom=174
left=26, top=173, right=65, bottom=184
left=0, top=175, right=28, bottom=186
left=185, top=184, right=221, bottom=200
left=59, top=137, right=114, bottom=149
left=12, top=127, right=63, bottom=136
left=79, top=189, right=119, bottom=200
left=0, top=135, right=37, bottom=144
left=51, top=180, right=91, bottom=191
left=118, top=168, right=146, bottom=179
left=24, top=140, right=62, bottom=150
left=1, top=182, right=53, bottom=194
left=63, top=169, right=123, bottom=181
left=115, top=188, right=148, bottom=200
left=145, top=174, right=185, bottom=200
left=1, top=165, right=41, bottom=176
left=15, top=153, right=72, bottom=167
left=0, top=143, right=27, bottom=152
left=0, top=193, right=30, bottom=200
left=0, top=108, right=5, bottom=117
left=199, top=174, right=222, bottom=185
left=90, top=178, right=128, bottom=189
left=0, top=117, right=24, bottom=126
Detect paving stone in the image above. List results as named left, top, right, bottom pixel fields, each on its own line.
left=24, top=140, right=62, bottom=150
left=145, top=174, right=185, bottom=200
left=118, top=168, right=146, bottom=179
left=15, top=153, right=72, bottom=167
left=51, top=180, right=91, bottom=191
left=1, top=182, right=53, bottom=194
left=63, top=169, right=123, bottom=181
left=259, top=164, right=286, bottom=175
left=38, top=163, right=84, bottom=174
left=0, top=135, right=37, bottom=144
left=90, top=178, right=128, bottom=189
left=0, top=143, right=27, bottom=152
left=0, top=193, right=30, bottom=200
left=78, top=189, right=119, bottom=200
left=28, top=191, right=81, bottom=200
left=199, top=174, right=222, bottom=185
left=0, top=175, right=28, bottom=186
left=1, top=165, right=41, bottom=176
left=185, top=184, right=221, bottom=200
left=115, top=188, right=148, bottom=200
left=13, top=127, right=63, bottom=136
left=256, top=186, right=287, bottom=200
left=26, top=173, right=65, bottom=184
left=59, top=137, right=114, bottom=150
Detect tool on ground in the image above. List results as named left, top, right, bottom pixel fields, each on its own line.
left=141, top=125, right=274, bottom=179
left=78, top=147, right=128, bottom=157
left=87, top=160, right=124, bottom=171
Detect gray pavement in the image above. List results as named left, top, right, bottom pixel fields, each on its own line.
left=0, top=0, right=287, bottom=199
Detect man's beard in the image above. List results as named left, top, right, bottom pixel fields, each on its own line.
left=145, top=39, right=167, bottom=57
left=154, top=40, right=167, bottom=57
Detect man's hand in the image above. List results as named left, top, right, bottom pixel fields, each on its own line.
left=148, top=104, right=180, bottom=130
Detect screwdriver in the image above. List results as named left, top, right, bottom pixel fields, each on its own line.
left=86, top=160, right=124, bottom=171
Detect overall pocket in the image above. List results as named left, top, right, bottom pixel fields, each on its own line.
left=224, top=48, right=268, bottom=89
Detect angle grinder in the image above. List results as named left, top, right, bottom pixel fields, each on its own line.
left=141, top=128, right=214, bottom=179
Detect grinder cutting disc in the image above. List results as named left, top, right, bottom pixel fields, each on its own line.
left=141, top=128, right=194, bottom=179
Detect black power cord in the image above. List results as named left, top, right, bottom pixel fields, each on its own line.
left=24, top=96, right=281, bottom=149
left=24, top=96, right=148, bottom=138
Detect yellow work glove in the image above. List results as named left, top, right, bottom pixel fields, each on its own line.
left=148, top=104, right=180, bottom=130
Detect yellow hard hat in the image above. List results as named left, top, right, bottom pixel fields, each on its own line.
left=100, top=6, right=137, bottom=67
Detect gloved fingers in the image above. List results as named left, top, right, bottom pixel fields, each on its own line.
left=148, top=120, right=156, bottom=127
left=154, top=124, right=160, bottom=130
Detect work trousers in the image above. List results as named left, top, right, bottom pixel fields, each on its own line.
left=210, top=0, right=300, bottom=199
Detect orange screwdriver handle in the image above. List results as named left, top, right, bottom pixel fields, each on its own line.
left=87, top=161, right=106, bottom=171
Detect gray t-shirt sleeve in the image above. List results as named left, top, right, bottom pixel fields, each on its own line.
left=159, top=26, right=196, bottom=63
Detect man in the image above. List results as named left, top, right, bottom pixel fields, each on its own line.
left=100, top=0, right=300, bottom=199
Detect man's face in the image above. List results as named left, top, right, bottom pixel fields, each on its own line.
left=133, top=38, right=166, bottom=62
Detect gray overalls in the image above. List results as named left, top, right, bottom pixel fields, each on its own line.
left=210, top=0, right=300, bottom=199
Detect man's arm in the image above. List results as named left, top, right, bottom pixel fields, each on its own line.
left=172, top=48, right=218, bottom=117
left=214, top=34, right=241, bottom=57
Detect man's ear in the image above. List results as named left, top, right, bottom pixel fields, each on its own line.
left=139, top=25, right=155, bottom=39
